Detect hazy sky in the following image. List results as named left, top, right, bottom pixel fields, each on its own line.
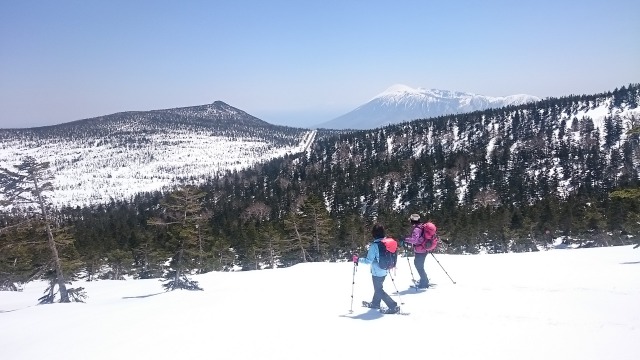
left=1, top=0, right=639, bottom=129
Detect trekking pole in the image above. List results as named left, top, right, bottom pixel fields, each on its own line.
left=349, top=262, right=357, bottom=313
left=404, top=250, right=419, bottom=292
left=405, top=247, right=416, bottom=284
left=430, top=252, right=456, bottom=284
left=387, top=271, right=404, bottom=305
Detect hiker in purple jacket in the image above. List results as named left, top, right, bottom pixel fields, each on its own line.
left=404, top=213, right=437, bottom=288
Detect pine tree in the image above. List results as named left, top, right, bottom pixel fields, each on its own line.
left=0, top=156, right=85, bottom=303
left=299, top=195, right=333, bottom=261
left=104, top=249, right=134, bottom=280
left=283, top=210, right=312, bottom=263
left=148, top=185, right=207, bottom=290
left=0, top=215, right=48, bottom=290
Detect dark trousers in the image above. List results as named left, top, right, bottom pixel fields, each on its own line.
left=371, top=275, right=397, bottom=308
left=414, top=252, right=429, bottom=287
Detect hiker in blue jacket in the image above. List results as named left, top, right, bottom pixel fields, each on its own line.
left=353, top=223, right=399, bottom=313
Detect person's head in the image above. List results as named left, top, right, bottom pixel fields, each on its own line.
left=409, top=213, right=421, bottom=225
left=371, top=223, right=385, bottom=239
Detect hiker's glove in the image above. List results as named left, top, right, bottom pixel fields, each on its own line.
left=352, top=255, right=359, bottom=265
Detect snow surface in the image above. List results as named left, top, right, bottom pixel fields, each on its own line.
left=1, top=245, right=639, bottom=360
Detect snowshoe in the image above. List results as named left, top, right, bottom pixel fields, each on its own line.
left=379, top=306, right=402, bottom=314
left=386, top=306, right=401, bottom=314
left=362, top=301, right=380, bottom=309
left=411, top=280, right=435, bottom=289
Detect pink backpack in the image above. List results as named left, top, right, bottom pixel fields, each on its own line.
left=421, top=222, right=438, bottom=252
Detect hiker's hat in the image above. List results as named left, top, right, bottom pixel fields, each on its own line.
left=409, top=213, right=420, bottom=222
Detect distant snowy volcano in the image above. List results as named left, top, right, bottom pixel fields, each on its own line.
left=318, top=84, right=541, bottom=130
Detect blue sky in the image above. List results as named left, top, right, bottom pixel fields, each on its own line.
left=1, top=0, right=639, bottom=129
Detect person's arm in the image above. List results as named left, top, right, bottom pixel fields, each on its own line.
left=404, top=226, right=423, bottom=245
left=358, top=242, right=378, bottom=265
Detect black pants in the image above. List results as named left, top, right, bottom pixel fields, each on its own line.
left=414, top=252, right=429, bottom=287
left=371, top=275, right=397, bottom=309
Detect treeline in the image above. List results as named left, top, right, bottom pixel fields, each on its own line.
left=1, top=179, right=637, bottom=288
left=1, top=84, right=640, bottom=292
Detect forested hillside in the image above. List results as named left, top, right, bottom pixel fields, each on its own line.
left=0, top=101, right=314, bottom=207
left=1, top=85, right=639, bottom=288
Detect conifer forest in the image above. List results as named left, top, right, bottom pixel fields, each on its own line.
left=1, top=84, right=639, bottom=293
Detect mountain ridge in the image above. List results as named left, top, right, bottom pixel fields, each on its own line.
left=2, top=101, right=272, bottom=131
left=1, top=84, right=638, bottom=209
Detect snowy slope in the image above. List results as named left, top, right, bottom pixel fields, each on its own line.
left=0, top=101, right=315, bottom=208
left=0, top=245, right=638, bottom=360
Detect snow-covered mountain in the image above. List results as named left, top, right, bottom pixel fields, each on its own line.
left=318, top=84, right=541, bottom=129
left=0, top=101, right=315, bottom=208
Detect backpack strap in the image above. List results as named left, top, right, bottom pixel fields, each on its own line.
left=418, top=223, right=429, bottom=246
left=373, top=238, right=383, bottom=263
